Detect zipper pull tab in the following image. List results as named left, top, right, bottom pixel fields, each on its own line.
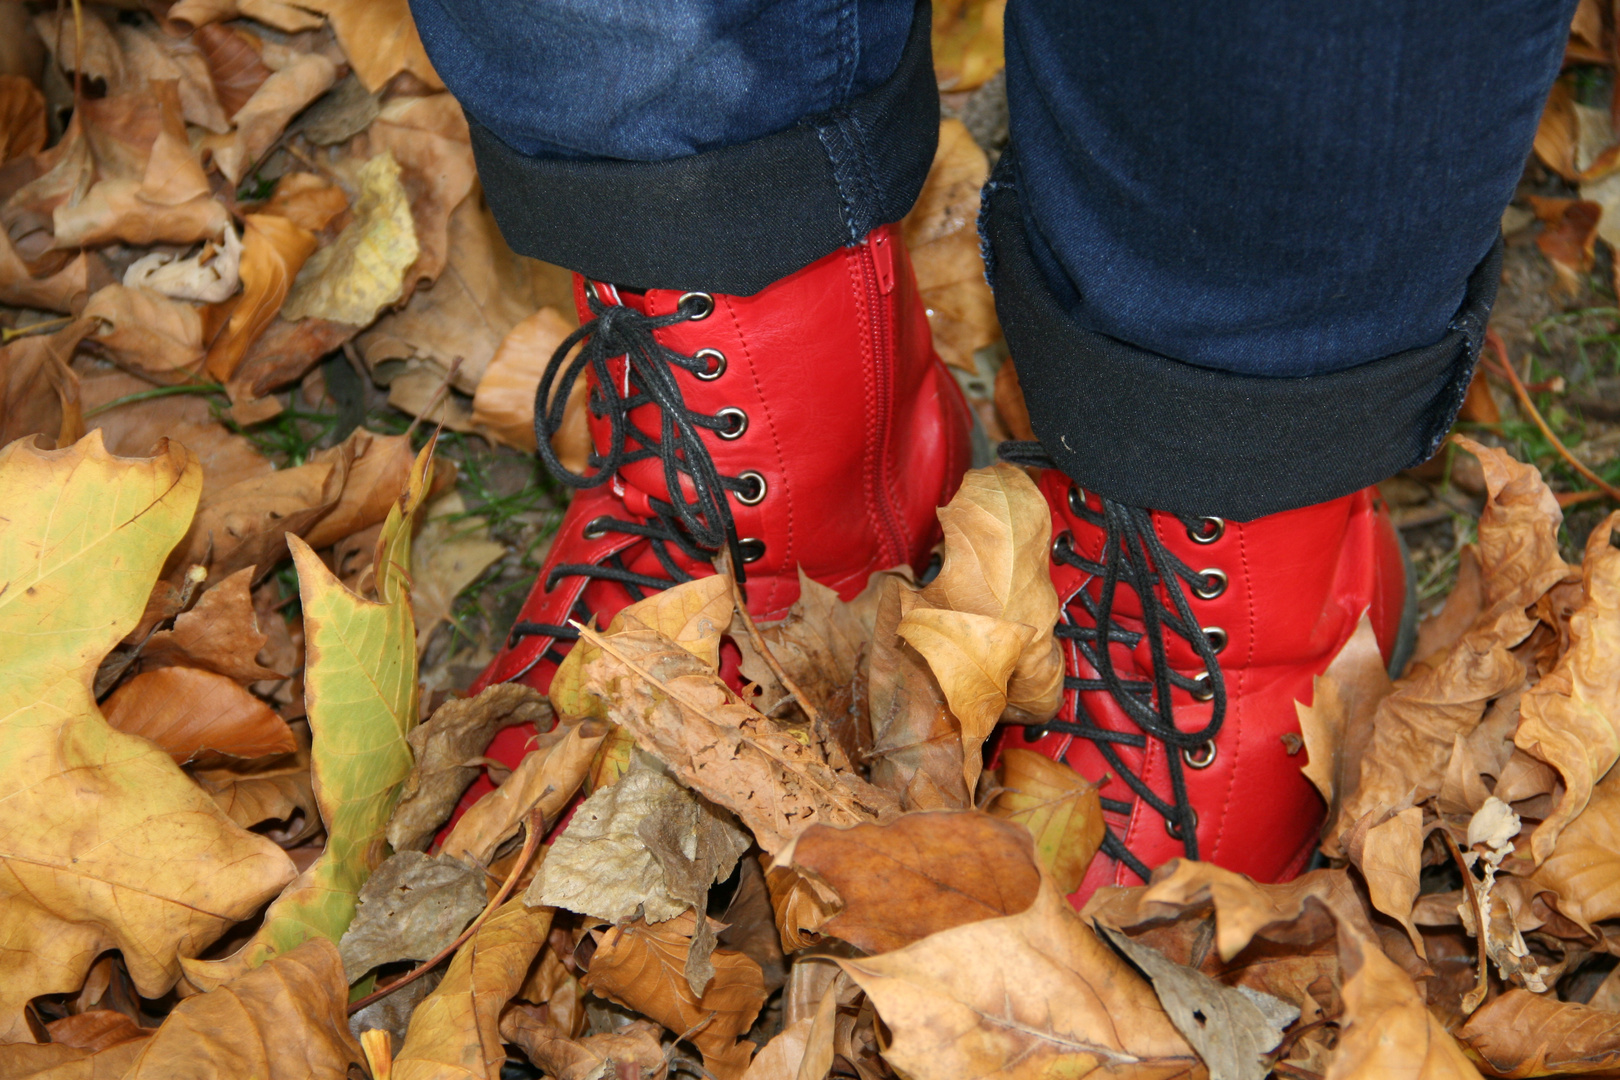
left=869, top=229, right=896, bottom=295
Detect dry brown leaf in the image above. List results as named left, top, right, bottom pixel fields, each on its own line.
left=192, top=728, right=319, bottom=841
left=393, top=896, right=552, bottom=1080
left=785, top=809, right=1042, bottom=954
left=0, top=320, right=90, bottom=450
left=141, top=566, right=283, bottom=682
left=259, top=171, right=350, bottom=234
left=102, top=666, right=296, bottom=765
left=931, top=0, right=1006, bottom=92
left=499, top=1013, right=668, bottom=1080
left=1298, top=614, right=1394, bottom=838
left=735, top=568, right=868, bottom=722
left=1514, top=512, right=1620, bottom=863
left=439, top=718, right=606, bottom=865
left=410, top=491, right=507, bottom=644
left=583, top=910, right=767, bottom=1080
left=899, top=118, right=998, bottom=371
left=1359, top=806, right=1425, bottom=957
left=0, top=230, right=93, bottom=313
left=201, top=51, right=338, bottom=184
left=120, top=940, right=361, bottom=1080
left=301, top=429, right=417, bottom=549
left=988, top=747, right=1105, bottom=896
left=33, top=8, right=125, bottom=90
left=1527, top=195, right=1601, bottom=294
left=192, top=23, right=272, bottom=118
left=293, top=0, right=443, bottom=92
left=124, top=220, right=241, bottom=304
left=282, top=151, right=418, bottom=326
left=1327, top=921, right=1482, bottom=1080
left=205, top=213, right=317, bottom=383
left=0, top=1032, right=151, bottom=1080
left=0, top=74, right=45, bottom=163
left=471, top=305, right=578, bottom=454
left=1458, top=989, right=1620, bottom=1077
left=114, top=22, right=230, bottom=133
left=1532, top=764, right=1620, bottom=932
left=337, top=850, right=485, bottom=980
left=577, top=623, right=900, bottom=853
left=45, top=1011, right=149, bottom=1053
left=81, top=284, right=204, bottom=381
left=843, top=869, right=1199, bottom=1080
left=866, top=574, right=967, bottom=809
left=167, top=0, right=325, bottom=35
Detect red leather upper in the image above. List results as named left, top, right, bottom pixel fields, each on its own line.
left=467, top=225, right=972, bottom=786
left=1000, top=471, right=1408, bottom=903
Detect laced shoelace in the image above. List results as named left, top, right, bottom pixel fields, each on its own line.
left=507, top=286, right=753, bottom=658
left=999, top=441, right=1227, bottom=882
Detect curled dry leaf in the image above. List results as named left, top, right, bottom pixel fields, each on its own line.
left=141, top=566, right=284, bottom=683
left=124, top=221, right=243, bottom=303
left=1459, top=989, right=1620, bottom=1078
left=988, top=747, right=1105, bottom=896
left=0, top=320, right=90, bottom=449
left=784, top=810, right=1042, bottom=954
left=101, top=665, right=297, bottom=765
left=167, top=0, right=325, bottom=36
left=393, top=897, right=553, bottom=1080
left=191, top=23, right=272, bottom=117
left=0, top=432, right=294, bottom=1041
left=499, top=1013, right=668, bottom=1080
left=388, top=682, right=552, bottom=853
left=337, top=851, right=486, bottom=980
left=114, top=21, right=231, bottom=134
left=1532, top=763, right=1620, bottom=933
left=1514, top=512, right=1620, bottom=863
left=292, top=0, right=443, bottom=92
left=582, top=910, right=767, bottom=1080
left=205, top=213, right=317, bottom=383
left=82, top=284, right=204, bottom=381
left=866, top=574, right=966, bottom=809
left=193, top=729, right=319, bottom=840
left=471, top=305, right=579, bottom=455
left=259, top=171, right=350, bottom=234
left=734, top=568, right=868, bottom=721
left=0, top=73, right=46, bottom=163
left=1296, top=613, right=1392, bottom=838
left=282, top=151, right=419, bottom=327
left=301, top=429, right=418, bottom=549
left=842, top=869, right=1199, bottom=1080
left=1359, top=806, right=1425, bottom=957
left=202, top=51, right=338, bottom=185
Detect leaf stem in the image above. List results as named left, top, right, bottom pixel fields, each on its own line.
left=1481, top=329, right=1620, bottom=503
left=83, top=382, right=226, bottom=419
left=715, top=549, right=822, bottom=727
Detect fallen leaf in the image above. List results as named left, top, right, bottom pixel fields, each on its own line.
left=393, top=897, right=553, bottom=1080
left=44, top=1011, right=149, bottom=1052
left=141, top=566, right=283, bottom=682
left=101, top=665, right=296, bottom=765
left=0, top=320, right=90, bottom=449
left=1532, top=763, right=1620, bottom=932
left=535, top=753, right=748, bottom=925
left=1527, top=195, right=1601, bottom=294
left=191, top=22, right=272, bottom=118
left=185, top=444, right=429, bottom=983
left=499, top=1013, right=668, bottom=1080
left=32, top=8, right=125, bottom=90
left=931, top=0, right=1007, bottom=92
left=988, top=747, right=1105, bottom=896
left=900, top=118, right=999, bottom=372
left=866, top=574, right=967, bottom=809
left=281, top=151, right=418, bottom=327
left=842, top=870, right=1199, bottom=1080
left=0, top=74, right=45, bottom=163
left=338, top=850, right=486, bottom=980
left=201, top=51, right=338, bottom=185
left=192, top=731, right=319, bottom=839
left=292, top=0, right=442, bottom=92
left=1459, top=989, right=1620, bottom=1077
left=81, top=284, right=204, bottom=380
left=258, top=170, right=350, bottom=234
left=122, top=940, right=362, bottom=1080
left=115, top=21, right=230, bottom=133
left=0, top=1031, right=150, bottom=1080
left=1514, top=511, right=1620, bottom=863
left=167, top=0, right=324, bottom=36
left=470, top=305, right=577, bottom=453
left=1098, top=924, right=1294, bottom=1080
left=786, top=809, right=1042, bottom=954
left=1297, top=614, right=1392, bottom=839
left=300, top=429, right=418, bottom=549
left=439, top=718, right=606, bottom=865
left=719, top=856, right=789, bottom=995
left=410, top=491, right=506, bottom=644
left=0, top=431, right=293, bottom=1041
left=733, top=568, right=868, bottom=721
left=123, top=221, right=242, bottom=304
left=583, top=910, right=767, bottom=1080
left=295, top=73, right=381, bottom=145
left=1359, top=806, right=1425, bottom=957
left=576, top=623, right=899, bottom=853
left=205, top=213, right=317, bottom=383
left=388, top=682, right=551, bottom=852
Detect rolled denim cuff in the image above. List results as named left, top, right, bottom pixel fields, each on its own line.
left=981, top=152, right=1500, bottom=522
left=468, top=0, right=939, bottom=296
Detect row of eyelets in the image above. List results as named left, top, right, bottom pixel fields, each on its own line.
left=1187, top=517, right=1225, bottom=767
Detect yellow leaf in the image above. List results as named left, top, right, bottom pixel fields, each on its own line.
left=282, top=151, right=419, bottom=327
left=988, top=748, right=1104, bottom=896
left=0, top=431, right=294, bottom=1041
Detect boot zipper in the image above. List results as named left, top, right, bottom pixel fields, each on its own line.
left=859, top=232, right=907, bottom=565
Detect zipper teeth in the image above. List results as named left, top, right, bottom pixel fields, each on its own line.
left=861, top=242, right=907, bottom=564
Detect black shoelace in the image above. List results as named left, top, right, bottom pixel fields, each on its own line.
left=999, top=441, right=1227, bottom=882
left=507, top=288, right=751, bottom=660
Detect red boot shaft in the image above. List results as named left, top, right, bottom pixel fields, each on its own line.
left=1000, top=469, right=1410, bottom=902
left=471, top=226, right=972, bottom=773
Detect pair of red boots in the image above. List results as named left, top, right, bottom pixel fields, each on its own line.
left=468, top=224, right=1410, bottom=901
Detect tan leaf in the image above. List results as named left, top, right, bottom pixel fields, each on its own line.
left=1297, top=614, right=1392, bottom=834
left=102, top=666, right=296, bottom=765
left=1514, top=511, right=1620, bottom=863
left=0, top=74, right=45, bottom=163
left=121, top=940, right=361, bottom=1080
left=988, top=748, right=1104, bottom=896
left=166, top=0, right=325, bottom=35
left=141, top=566, right=283, bottom=682
left=735, top=568, right=869, bottom=720
left=931, top=0, right=1006, bottom=92
left=388, top=683, right=551, bottom=853
left=1458, top=989, right=1620, bottom=1077
left=81, top=284, right=203, bottom=381
left=337, top=851, right=485, bottom=980
left=123, top=220, right=241, bottom=304
left=199, top=51, right=338, bottom=184
left=583, top=910, right=767, bottom=1080
left=292, top=0, right=443, bottom=92
left=82, top=372, right=268, bottom=499
left=1532, top=764, right=1620, bottom=933
left=205, top=213, right=317, bottom=383
left=842, top=871, right=1199, bottom=1080
left=576, top=623, right=900, bottom=853
left=866, top=574, right=967, bottom=809
left=896, top=606, right=1032, bottom=792
left=0, top=320, right=90, bottom=450
left=785, top=809, right=1042, bottom=954
left=1359, top=806, right=1425, bottom=957
left=282, top=151, right=418, bottom=326
left=499, top=1013, right=668, bottom=1080
left=410, top=491, right=507, bottom=644
left=193, top=732, right=318, bottom=838
left=899, top=118, right=998, bottom=371
left=259, top=171, right=349, bottom=234
left=471, top=305, right=579, bottom=454
left=115, top=21, right=230, bottom=133
left=301, top=429, right=418, bottom=549
left=439, top=719, right=607, bottom=865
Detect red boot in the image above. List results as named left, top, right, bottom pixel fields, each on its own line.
left=995, top=454, right=1414, bottom=901
left=468, top=225, right=972, bottom=785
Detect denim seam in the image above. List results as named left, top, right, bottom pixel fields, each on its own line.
left=815, top=112, right=881, bottom=243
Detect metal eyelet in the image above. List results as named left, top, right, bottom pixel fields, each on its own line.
left=678, top=292, right=714, bottom=320
left=1189, top=671, right=1215, bottom=702
left=1165, top=808, right=1199, bottom=839
left=1183, top=740, right=1217, bottom=769
left=1203, top=626, right=1227, bottom=654
left=1187, top=517, right=1225, bottom=544
left=1052, top=530, right=1073, bottom=560
left=1192, top=568, right=1228, bottom=600
left=715, top=407, right=748, bottom=440
left=737, top=538, right=766, bottom=563
left=1067, top=484, right=1088, bottom=515
left=734, top=470, right=768, bottom=506
left=694, top=348, right=726, bottom=380
left=582, top=516, right=612, bottom=540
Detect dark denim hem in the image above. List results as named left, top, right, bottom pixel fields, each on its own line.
left=467, top=0, right=939, bottom=295
left=982, top=157, right=1500, bottom=522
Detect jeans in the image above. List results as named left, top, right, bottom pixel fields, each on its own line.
left=416, top=0, right=1575, bottom=515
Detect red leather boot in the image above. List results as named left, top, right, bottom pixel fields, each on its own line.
left=995, top=455, right=1414, bottom=902
left=468, top=224, right=972, bottom=787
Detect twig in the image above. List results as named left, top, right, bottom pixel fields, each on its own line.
left=714, top=549, right=822, bottom=726
left=1482, top=329, right=1620, bottom=503
left=1441, top=827, right=1490, bottom=1016
left=3, top=316, right=73, bottom=343
left=83, top=382, right=226, bottom=419
left=347, top=805, right=546, bottom=1015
